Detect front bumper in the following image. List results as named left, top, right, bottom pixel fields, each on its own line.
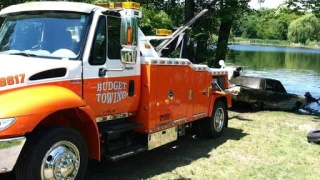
left=0, top=137, right=26, bottom=173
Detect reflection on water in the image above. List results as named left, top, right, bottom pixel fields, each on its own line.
left=227, top=44, right=320, bottom=111
left=230, top=44, right=320, bottom=54
left=229, top=46, right=320, bottom=74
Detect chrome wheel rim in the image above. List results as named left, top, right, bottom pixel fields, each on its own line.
left=41, top=141, right=80, bottom=180
left=214, top=108, right=224, bottom=132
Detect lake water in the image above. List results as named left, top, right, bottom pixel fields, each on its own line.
left=227, top=44, right=320, bottom=111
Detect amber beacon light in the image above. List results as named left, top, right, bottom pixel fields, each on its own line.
left=94, top=2, right=140, bottom=10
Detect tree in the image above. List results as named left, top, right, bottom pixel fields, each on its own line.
left=288, top=14, right=320, bottom=44
left=274, top=7, right=298, bottom=40
left=139, top=6, right=172, bottom=35
left=182, top=0, right=196, bottom=63
left=188, top=0, right=219, bottom=64
left=180, top=0, right=264, bottom=67
left=239, top=13, right=259, bottom=39
left=0, top=0, right=24, bottom=9
left=286, top=0, right=320, bottom=16
left=213, top=0, right=252, bottom=67
left=233, top=7, right=299, bottom=41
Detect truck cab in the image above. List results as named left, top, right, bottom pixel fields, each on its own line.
left=0, top=2, right=232, bottom=179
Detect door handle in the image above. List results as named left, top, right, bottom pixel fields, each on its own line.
left=202, top=89, right=206, bottom=96
left=125, top=66, right=134, bottom=70
left=98, top=65, right=134, bottom=77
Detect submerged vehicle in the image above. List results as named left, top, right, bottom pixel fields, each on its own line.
left=227, top=76, right=306, bottom=111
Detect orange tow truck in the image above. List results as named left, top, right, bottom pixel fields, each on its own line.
left=0, top=1, right=232, bottom=179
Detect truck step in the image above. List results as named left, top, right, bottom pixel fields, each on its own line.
left=105, top=144, right=147, bottom=161
left=98, top=121, right=142, bottom=135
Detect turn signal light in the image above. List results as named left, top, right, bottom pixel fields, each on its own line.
left=127, top=26, right=132, bottom=45
left=0, top=117, right=16, bottom=132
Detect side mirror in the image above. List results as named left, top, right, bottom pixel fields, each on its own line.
left=121, top=48, right=137, bottom=64
left=121, top=16, right=138, bottom=47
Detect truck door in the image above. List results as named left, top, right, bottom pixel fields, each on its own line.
left=83, top=15, right=140, bottom=118
left=266, top=79, right=289, bottom=108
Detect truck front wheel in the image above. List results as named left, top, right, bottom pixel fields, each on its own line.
left=203, top=101, right=227, bottom=138
left=16, top=126, right=88, bottom=180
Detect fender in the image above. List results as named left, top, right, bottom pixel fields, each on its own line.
left=0, top=85, right=87, bottom=118
left=208, top=91, right=232, bottom=117
left=0, top=85, right=88, bottom=136
left=0, top=85, right=101, bottom=160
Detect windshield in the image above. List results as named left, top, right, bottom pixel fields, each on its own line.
left=0, top=11, right=90, bottom=59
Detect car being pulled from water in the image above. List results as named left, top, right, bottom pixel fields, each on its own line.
left=226, top=76, right=306, bottom=111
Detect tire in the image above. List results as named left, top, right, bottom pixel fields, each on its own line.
left=250, top=102, right=263, bottom=111
left=15, top=126, right=88, bottom=180
left=292, top=101, right=302, bottom=112
left=202, top=101, right=227, bottom=138
left=307, top=130, right=320, bottom=144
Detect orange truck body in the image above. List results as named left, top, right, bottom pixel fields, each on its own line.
left=134, top=63, right=232, bottom=133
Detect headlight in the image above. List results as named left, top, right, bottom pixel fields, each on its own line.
left=0, top=118, right=16, bottom=131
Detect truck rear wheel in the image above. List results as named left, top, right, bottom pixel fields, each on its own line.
left=15, top=126, right=88, bottom=180
left=203, top=101, right=227, bottom=138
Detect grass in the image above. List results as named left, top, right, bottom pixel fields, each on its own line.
left=0, top=140, right=21, bottom=149
left=84, top=109, right=320, bottom=180
left=231, top=37, right=290, bottom=46
left=1, top=109, right=319, bottom=180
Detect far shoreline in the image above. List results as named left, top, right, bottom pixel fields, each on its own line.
left=230, top=38, right=320, bottom=50
left=230, top=42, right=320, bottom=50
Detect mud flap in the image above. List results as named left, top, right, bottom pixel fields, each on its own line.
left=225, top=110, right=229, bottom=128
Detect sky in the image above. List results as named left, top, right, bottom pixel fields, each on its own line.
left=249, top=0, right=285, bottom=9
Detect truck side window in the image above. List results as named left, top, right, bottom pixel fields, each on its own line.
left=266, top=80, right=273, bottom=91
left=89, top=16, right=106, bottom=65
left=212, top=76, right=226, bottom=90
left=107, top=16, right=121, bottom=60
left=212, top=77, right=219, bottom=89
left=274, top=81, right=286, bottom=93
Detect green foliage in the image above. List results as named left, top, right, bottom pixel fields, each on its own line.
left=241, top=15, right=259, bottom=38
left=137, top=0, right=184, bottom=29
left=234, top=8, right=298, bottom=41
left=286, top=0, right=320, bottom=17
left=288, top=14, right=320, bottom=44
left=0, top=0, right=26, bottom=9
left=138, top=6, right=172, bottom=36
left=274, top=9, right=298, bottom=40
left=233, top=6, right=320, bottom=46
left=305, top=39, right=320, bottom=47
left=218, top=0, right=251, bottom=21
left=162, top=1, right=184, bottom=28
left=213, top=0, right=255, bottom=67
left=0, top=140, right=22, bottom=149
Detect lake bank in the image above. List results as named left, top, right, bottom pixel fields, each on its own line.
left=231, top=38, right=320, bottom=50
